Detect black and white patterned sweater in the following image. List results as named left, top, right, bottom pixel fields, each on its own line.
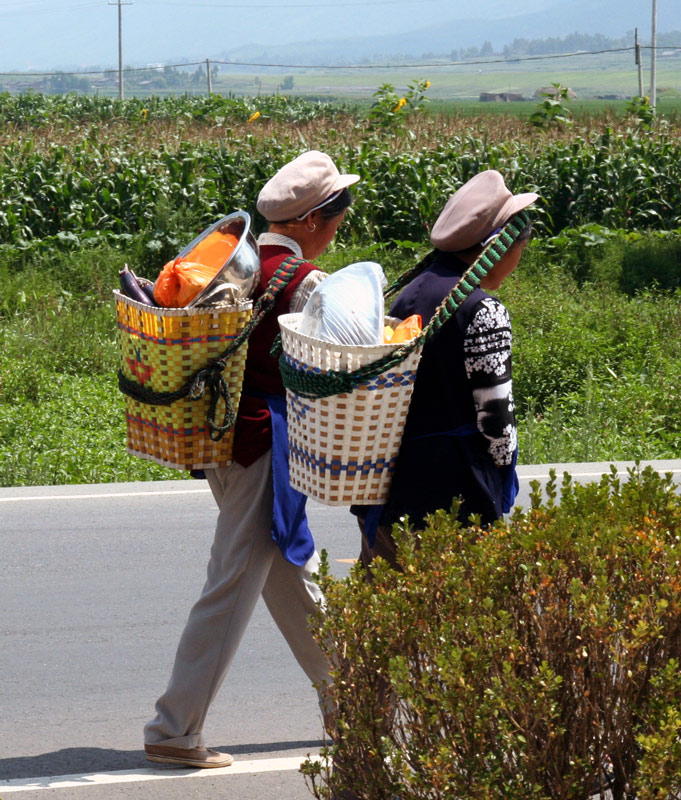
left=463, top=297, right=516, bottom=467
left=357, top=250, right=518, bottom=529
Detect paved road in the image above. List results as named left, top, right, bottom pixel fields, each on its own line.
left=1, top=460, right=680, bottom=799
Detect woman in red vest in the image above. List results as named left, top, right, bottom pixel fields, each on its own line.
left=144, top=151, right=359, bottom=769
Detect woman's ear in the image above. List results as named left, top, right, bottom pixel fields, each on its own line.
left=304, top=210, right=322, bottom=233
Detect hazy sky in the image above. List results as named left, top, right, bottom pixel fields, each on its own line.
left=0, top=0, right=670, bottom=72
left=0, top=0, right=438, bottom=70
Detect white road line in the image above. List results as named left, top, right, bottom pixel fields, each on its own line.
left=0, top=489, right=211, bottom=503
left=1, top=468, right=679, bottom=503
left=0, top=754, right=321, bottom=793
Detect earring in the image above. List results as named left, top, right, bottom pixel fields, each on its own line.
left=307, top=223, right=317, bottom=232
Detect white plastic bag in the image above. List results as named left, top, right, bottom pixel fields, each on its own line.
left=298, top=261, right=387, bottom=346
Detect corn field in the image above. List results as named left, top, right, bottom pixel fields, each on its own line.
left=1, top=92, right=681, bottom=253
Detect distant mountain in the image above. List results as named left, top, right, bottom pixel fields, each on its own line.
left=0, top=0, right=672, bottom=73
left=222, top=0, right=676, bottom=65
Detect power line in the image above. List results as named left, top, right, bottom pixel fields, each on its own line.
left=0, top=61, right=206, bottom=77
left=0, top=45, right=678, bottom=77
left=209, top=47, right=641, bottom=70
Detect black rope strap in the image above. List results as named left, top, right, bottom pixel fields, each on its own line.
left=118, top=255, right=305, bottom=441
left=280, top=211, right=531, bottom=400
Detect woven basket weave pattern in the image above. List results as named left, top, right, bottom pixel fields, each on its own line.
left=279, top=313, right=422, bottom=505
left=115, top=291, right=252, bottom=470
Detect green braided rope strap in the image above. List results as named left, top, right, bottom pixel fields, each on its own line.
left=421, top=210, right=530, bottom=343
left=280, top=211, right=531, bottom=400
left=118, top=255, right=305, bottom=441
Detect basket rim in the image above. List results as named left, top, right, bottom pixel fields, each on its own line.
left=278, top=312, right=415, bottom=356
left=114, top=289, right=252, bottom=316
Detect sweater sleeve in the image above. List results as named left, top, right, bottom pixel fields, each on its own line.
left=290, top=270, right=327, bottom=313
left=463, top=298, right=517, bottom=467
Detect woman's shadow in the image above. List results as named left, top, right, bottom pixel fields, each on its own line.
left=0, top=739, right=323, bottom=782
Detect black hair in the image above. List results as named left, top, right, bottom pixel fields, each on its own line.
left=515, top=219, right=534, bottom=243
left=276, top=187, right=353, bottom=226
left=451, top=217, right=533, bottom=259
left=319, top=187, right=352, bottom=219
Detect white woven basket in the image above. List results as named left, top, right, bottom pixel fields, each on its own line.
left=278, top=313, right=423, bottom=506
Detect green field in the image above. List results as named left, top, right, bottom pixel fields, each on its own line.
left=428, top=97, right=681, bottom=118
left=3, top=232, right=681, bottom=487
left=2, top=49, right=680, bottom=103
left=1, top=93, right=680, bottom=485
left=210, top=54, right=681, bottom=101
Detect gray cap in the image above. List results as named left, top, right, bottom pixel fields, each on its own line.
left=430, top=170, right=538, bottom=252
left=257, top=150, right=360, bottom=223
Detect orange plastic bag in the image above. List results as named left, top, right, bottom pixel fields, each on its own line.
left=384, top=314, right=422, bottom=344
left=185, top=231, right=239, bottom=271
left=153, top=258, right=221, bottom=308
left=153, top=231, right=240, bottom=308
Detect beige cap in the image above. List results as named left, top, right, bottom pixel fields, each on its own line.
left=256, top=150, right=360, bottom=222
left=430, top=170, right=538, bottom=252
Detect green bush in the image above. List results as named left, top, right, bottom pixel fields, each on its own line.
left=0, top=91, right=353, bottom=126
left=496, top=236, right=681, bottom=463
left=538, top=224, right=681, bottom=293
left=0, top=374, right=177, bottom=485
left=619, top=236, right=681, bottom=295
left=304, top=467, right=681, bottom=800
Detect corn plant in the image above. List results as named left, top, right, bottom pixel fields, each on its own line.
left=529, top=83, right=574, bottom=128
left=2, top=91, right=681, bottom=249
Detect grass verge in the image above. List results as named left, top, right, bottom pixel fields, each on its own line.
left=1, top=233, right=679, bottom=486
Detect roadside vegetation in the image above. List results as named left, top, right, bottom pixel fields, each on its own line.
left=305, top=466, right=681, bottom=800
left=1, top=91, right=680, bottom=486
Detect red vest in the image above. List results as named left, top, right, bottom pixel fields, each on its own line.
left=232, top=245, right=319, bottom=467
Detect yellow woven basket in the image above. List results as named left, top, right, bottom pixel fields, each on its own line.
left=115, top=291, right=253, bottom=470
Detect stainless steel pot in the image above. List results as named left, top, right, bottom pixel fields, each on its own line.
left=184, top=211, right=261, bottom=307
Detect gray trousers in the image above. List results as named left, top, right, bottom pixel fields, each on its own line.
left=144, top=450, right=330, bottom=749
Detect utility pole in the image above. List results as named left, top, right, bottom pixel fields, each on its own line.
left=206, top=58, right=212, bottom=95
left=650, top=0, right=657, bottom=112
left=635, top=28, right=643, bottom=97
left=109, top=0, right=133, bottom=100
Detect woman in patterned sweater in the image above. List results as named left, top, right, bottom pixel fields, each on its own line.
left=354, top=170, right=538, bottom=569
